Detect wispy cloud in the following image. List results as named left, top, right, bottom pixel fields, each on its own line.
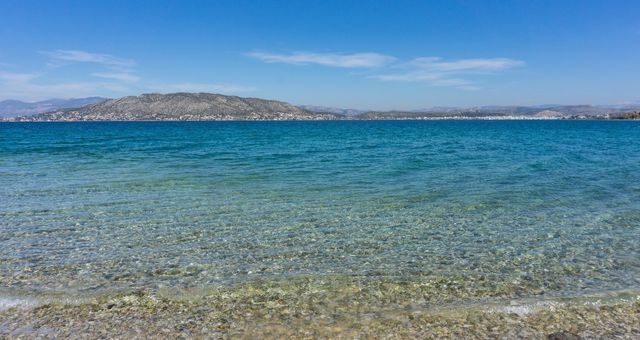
left=0, top=71, right=39, bottom=83
left=43, top=50, right=135, bottom=68
left=42, top=49, right=140, bottom=84
left=409, top=57, right=524, bottom=73
left=158, top=82, right=256, bottom=94
left=1, top=50, right=259, bottom=101
left=0, top=50, right=141, bottom=101
left=249, top=50, right=524, bottom=90
left=247, top=51, right=396, bottom=68
left=92, top=72, right=140, bottom=83
left=0, top=79, right=116, bottom=101
left=372, top=56, right=524, bottom=89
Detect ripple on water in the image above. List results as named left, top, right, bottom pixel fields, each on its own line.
left=1, top=121, right=639, bottom=304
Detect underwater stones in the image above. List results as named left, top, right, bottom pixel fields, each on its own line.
left=547, top=331, right=581, bottom=340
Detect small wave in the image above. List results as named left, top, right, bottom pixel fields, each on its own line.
left=0, top=297, right=39, bottom=311
left=496, top=300, right=560, bottom=316
left=487, top=288, right=640, bottom=317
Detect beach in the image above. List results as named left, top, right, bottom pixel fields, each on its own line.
left=2, top=282, right=639, bottom=338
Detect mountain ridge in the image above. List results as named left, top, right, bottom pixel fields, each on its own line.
left=6, top=92, right=640, bottom=121
left=0, top=97, right=107, bottom=118
left=16, top=93, right=340, bottom=121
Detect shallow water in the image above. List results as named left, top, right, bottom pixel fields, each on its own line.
left=1, top=120, right=640, bottom=306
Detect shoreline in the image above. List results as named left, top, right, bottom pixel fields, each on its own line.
left=4, top=116, right=640, bottom=122
left=2, top=283, right=639, bottom=338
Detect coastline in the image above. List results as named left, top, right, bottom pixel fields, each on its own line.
left=1, top=281, right=639, bottom=338
left=4, top=115, right=640, bottom=122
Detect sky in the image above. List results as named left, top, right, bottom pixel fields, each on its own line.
left=0, top=0, right=639, bottom=110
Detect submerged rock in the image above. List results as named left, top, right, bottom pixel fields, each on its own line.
left=547, top=331, right=581, bottom=340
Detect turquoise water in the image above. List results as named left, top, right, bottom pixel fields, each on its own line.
left=1, top=120, right=640, bottom=303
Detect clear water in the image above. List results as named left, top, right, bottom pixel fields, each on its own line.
left=1, top=120, right=640, bottom=303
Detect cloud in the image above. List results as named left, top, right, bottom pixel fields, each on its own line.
left=248, top=50, right=523, bottom=89
left=0, top=69, right=134, bottom=101
left=1, top=50, right=257, bottom=101
left=43, top=50, right=135, bottom=68
left=43, top=49, right=140, bottom=83
left=0, top=78, right=116, bottom=101
left=0, top=50, right=140, bottom=101
left=0, top=71, right=39, bottom=83
left=92, top=72, right=141, bottom=83
left=409, top=57, right=524, bottom=73
left=372, top=56, right=524, bottom=89
left=247, top=51, right=396, bottom=68
left=158, top=82, right=256, bottom=94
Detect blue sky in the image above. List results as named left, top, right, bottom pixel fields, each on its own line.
left=0, top=0, right=639, bottom=109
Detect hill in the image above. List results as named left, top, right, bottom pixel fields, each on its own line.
left=8, top=93, right=640, bottom=121
left=18, top=93, right=340, bottom=121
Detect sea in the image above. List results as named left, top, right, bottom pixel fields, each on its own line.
left=1, top=120, right=640, bottom=311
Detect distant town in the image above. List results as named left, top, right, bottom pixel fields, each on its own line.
left=2, top=92, right=639, bottom=121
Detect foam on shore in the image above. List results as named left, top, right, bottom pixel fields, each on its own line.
left=0, top=297, right=39, bottom=311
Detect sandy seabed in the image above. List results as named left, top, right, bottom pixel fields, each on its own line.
left=1, top=281, right=639, bottom=339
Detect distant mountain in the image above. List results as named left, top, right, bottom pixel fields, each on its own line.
left=484, top=104, right=640, bottom=117
left=18, top=93, right=341, bottom=121
left=0, top=97, right=107, bottom=118
left=298, top=105, right=366, bottom=116
left=7, top=93, right=640, bottom=121
left=353, top=104, right=640, bottom=119
left=354, top=110, right=510, bottom=120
